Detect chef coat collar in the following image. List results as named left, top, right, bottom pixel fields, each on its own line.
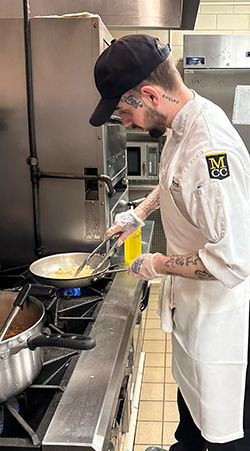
left=171, top=91, right=195, bottom=142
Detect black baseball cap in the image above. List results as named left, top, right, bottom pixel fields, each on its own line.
left=89, top=34, right=171, bottom=127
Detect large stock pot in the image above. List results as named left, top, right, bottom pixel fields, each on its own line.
left=0, top=291, right=95, bottom=403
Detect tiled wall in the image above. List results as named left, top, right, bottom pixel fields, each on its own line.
left=171, top=0, right=250, bottom=73
left=111, top=0, right=250, bottom=74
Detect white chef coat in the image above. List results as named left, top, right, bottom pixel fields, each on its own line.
left=159, top=91, right=250, bottom=443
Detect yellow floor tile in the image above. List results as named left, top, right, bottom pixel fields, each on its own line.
left=150, top=284, right=160, bottom=291
left=145, top=318, right=161, bottom=329
left=145, top=353, right=165, bottom=367
left=149, top=288, right=159, bottom=297
left=144, top=329, right=166, bottom=340
left=164, top=383, right=178, bottom=402
left=148, top=301, right=158, bottom=310
left=147, top=309, right=160, bottom=320
left=135, top=288, right=179, bottom=451
left=142, top=340, right=166, bottom=353
left=140, top=383, right=164, bottom=401
left=164, top=401, right=180, bottom=422
left=165, top=353, right=172, bottom=367
left=143, top=367, right=165, bottom=383
left=135, top=421, right=162, bottom=445
left=166, top=340, right=172, bottom=353
left=138, top=401, right=163, bottom=421
left=150, top=288, right=159, bottom=301
left=163, top=421, right=178, bottom=445
left=165, top=367, right=176, bottom=383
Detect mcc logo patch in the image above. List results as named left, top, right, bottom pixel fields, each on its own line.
left=205, top=152, right=230, bottom=180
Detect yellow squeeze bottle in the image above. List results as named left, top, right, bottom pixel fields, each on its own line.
left=124, top=227, right=142, bottom=263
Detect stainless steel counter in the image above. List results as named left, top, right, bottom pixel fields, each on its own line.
left=43, top=221, right=154, bottom=451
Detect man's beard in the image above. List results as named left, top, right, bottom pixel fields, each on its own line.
left=144, top=107, right=167, bottom=138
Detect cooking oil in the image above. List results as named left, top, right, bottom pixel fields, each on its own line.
left=124, top=227, right=142, bottom=263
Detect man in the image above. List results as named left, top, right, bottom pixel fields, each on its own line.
left=89, top=34, right=250, bottom=451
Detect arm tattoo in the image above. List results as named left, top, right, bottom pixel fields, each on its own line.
left=121, top=94, right=143, bottom=109
left=164, top=252, right=215, bottom=280
left=165, top=253, right=199, bottom=268
left=136, top=186, right=160, bottom=219
left=131, top=257, right=145, bottom=274
left=140, top=199, right=160, bottom=216
left=194, top=269, right=214, bottom=279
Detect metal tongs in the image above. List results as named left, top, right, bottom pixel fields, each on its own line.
left=74, top=233, right=121, bottom=278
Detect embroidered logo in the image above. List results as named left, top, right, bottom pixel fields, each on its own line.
left=205, top=152, right=230, bottom=180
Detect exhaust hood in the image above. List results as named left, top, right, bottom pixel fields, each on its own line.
left=0, top=0, right=200, bottom=30
left=80, top=0, right=201, bottom=30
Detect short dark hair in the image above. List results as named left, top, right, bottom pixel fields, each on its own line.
left=132, top=55, right=182, bottom=95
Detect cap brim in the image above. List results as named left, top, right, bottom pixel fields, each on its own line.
left=89, top=96, right=120, bottom=126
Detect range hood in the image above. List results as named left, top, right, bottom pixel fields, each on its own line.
left=0, top=0, right=200, bottom=30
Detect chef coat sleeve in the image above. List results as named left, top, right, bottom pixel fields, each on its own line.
left=182, top=150, right=250, bottom=288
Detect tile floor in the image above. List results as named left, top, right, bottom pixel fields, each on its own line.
left=134, top=280, right=179, bottom=451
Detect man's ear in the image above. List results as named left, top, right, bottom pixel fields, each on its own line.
left=140, top=85, right=161, bottom=106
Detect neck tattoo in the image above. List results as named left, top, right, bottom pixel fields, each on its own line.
left=162, top=94, right=179, bottom=104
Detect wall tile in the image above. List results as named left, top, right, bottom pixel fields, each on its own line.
left=171, top=45, right=184, bottom=62
left=195, top=14, right=217, bottom=29
left=142, top=29, right=170, bottom=42
left=194, top=30, right=233, bottom=34
left=234, top=5, right=250, bottom=14
left=200, top=5, right=233, bottom=14
left=111, top=29, right=137, bottom=39
left=217, top=14, right=249, bottom=30
left=171, top=29, right=200, bottom=46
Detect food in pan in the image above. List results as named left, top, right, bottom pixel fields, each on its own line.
left=0, top=322, right=27, bottom=340
left=48, top=265, right=93, bottom=279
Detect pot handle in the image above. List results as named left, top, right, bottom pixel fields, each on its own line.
left=27, top=333, right=96, bottom=351
left=29, top=284, right=57, bottom=297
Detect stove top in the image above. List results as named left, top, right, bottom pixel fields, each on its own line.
left=0, top=264, right=116, bottom=449
left=0, top=222, right=153, bottom=451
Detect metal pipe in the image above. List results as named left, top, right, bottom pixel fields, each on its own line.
left=39, top=172, right=116, bottom=196
left=23, top=0, right=44, bottom=257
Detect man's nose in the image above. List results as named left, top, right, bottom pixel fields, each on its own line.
left=121, top=116, right=133, bottom=127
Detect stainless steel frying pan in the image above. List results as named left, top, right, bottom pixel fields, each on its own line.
left=29, top=252, right=126, bottom=288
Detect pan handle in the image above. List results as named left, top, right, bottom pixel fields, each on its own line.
left=27, top=333, right=96, bottom=351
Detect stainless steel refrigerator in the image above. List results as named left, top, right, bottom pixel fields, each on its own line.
left=0, top=14, right=128, bottom=265
left=183, top=34, right=250, bottom=153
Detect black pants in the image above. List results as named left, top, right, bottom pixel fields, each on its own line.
left=172, top=335, right=250, bottom=451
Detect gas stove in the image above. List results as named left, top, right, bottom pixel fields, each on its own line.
left=0, top=264, right=118, bottom=449
left=0, top=221, right=153, bottom=451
